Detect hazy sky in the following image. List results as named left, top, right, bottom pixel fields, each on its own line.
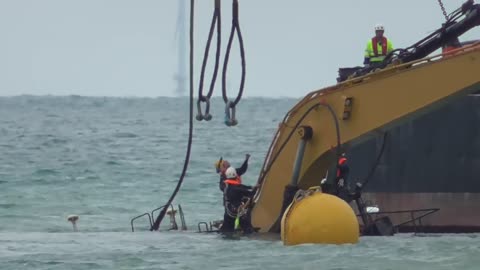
left=0, top=0, right=479, bottom=97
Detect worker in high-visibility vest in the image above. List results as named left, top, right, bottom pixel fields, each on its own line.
left=364, top=24, right=394, bottom=67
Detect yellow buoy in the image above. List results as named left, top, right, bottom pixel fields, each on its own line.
left=281, top=187, right=359, bottom=245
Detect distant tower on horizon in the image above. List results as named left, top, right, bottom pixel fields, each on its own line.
left=173, top=0, right=188, bottom=96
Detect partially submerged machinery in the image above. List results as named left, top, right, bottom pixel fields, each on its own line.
left=249, top=0, right=480, bottom=244
left=133, top=0, right=480, bottom=245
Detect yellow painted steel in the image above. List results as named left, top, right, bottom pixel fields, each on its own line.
left=281, top=187, right=359, bottom=245
left=252, top=44, right=480, bottom=233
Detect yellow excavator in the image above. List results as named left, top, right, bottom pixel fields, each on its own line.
left=139, top=0, right=480, bottom=244
left=249, top=0, right=480, bottom=244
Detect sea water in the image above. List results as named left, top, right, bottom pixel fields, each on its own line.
left=0, top=96, right=478, bottom=270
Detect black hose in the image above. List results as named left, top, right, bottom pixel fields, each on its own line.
left=256, top=103, right=342, bottom=188
left=150, top=0, right=195, bottom=231
left=221, top=0, right=246, bottom=107
left=198, top=0, right=221, bottom=102
left=361, top=132, right=388, bottom=188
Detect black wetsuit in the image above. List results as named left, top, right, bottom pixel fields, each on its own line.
left=321, top=158, right=354, bottom=202
left=337, top=161, right=350, bottom=184
left=334, top=160, right=361, bottom=203
left=220, top=182, right=255, bottom=234
left=218, top=157, right=249, bottom=192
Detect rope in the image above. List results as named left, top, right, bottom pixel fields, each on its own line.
left=292, top=186, right=322, bottom=203
left=196, top=0, right=221, bottom=121
left=225, top=198, right=250, bottom=219
left=222, top=0, right=246, bottom=126
left=150, top=0, right=195, bottom=231
left=234, top=197, right=251, bottom=230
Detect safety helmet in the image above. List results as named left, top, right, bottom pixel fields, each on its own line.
left=214, top=158, right=230, bottom=173
left=338, top=156, right=347, bottom=165
left=225, top=167, right=237, bottom=179
left=374, top=24, right=384, bottom=31
left=214, top=159, right=223, bottom=169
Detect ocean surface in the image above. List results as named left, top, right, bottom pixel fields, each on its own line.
left=0, top=95, right=479, bottom=270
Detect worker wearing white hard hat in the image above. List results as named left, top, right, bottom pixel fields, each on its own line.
left=364, top=23, right=394, bottom=67
left=374, top=24, right=385, bottom=31
left=220, top=166, right=258, bottom=234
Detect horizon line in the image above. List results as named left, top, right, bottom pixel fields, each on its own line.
left=0, top=94, right=303, bottom=99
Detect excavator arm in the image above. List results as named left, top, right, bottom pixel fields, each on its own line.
left=251, top=2, right=480, bottom=233
left=350, top=1, right=480, bottom=80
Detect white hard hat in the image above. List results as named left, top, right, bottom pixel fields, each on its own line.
left=225, top=167, right=237, bottom=179
left=374, top=24, right=384, bottom=31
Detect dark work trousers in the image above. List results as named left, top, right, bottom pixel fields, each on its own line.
left=220, top=208, right=254, bottom=234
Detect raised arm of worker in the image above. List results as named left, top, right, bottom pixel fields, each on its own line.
left=236, top=153, right=250, bottom=176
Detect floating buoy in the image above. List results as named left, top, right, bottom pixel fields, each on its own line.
left=281, top=187, right=359, bottom=245
left=67, top=215, right=79, bottom=232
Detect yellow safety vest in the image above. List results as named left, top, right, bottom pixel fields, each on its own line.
left=365, top=37, right=394, bottom=63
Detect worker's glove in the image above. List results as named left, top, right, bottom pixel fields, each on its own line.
left=355, top=182, right=363, bottom=191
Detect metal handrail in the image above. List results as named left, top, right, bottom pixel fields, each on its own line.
left=131, top=212, right=153, bottom=232
left=178, top=204, right=187, bottom=230
left=358, top=208, right=440, bottom=233
left=131, top=204, right=173, bottom=232
left=394, top=208, right=440, bottom=228
left=197, top=222, right=209, bottom=232
left=151, top=204, right=171, bottom=221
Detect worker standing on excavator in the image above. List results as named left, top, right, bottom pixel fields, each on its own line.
left=364, top=24, right=394, bottom=67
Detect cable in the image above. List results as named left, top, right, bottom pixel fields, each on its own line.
left=222, top=0, right=246, bottom=126
left=196, top=0, right=221, bottom=121
left=150, top=0, right=195, bottom=231
left=361, top=132, right=388, bottom=188
left=256, top=102, right=342, bottom=188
